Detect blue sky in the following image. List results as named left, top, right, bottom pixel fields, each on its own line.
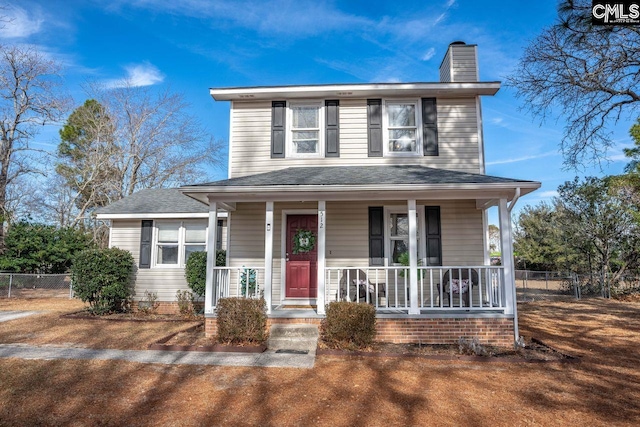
left=1, top=0, right=634, bottom=224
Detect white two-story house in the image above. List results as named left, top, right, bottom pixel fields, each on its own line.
left=98, top=42, right=540, bottom=347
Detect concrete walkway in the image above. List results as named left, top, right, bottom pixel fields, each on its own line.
left=0, top=311, right=41, bottom=323
left=0, top=343, right=315, bottom=369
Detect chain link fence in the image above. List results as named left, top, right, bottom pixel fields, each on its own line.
left=516, top=270, right=577, bottom=302
left=516, top=270, right=640, bottom=301
left=0, top=273, right=72, bottom=298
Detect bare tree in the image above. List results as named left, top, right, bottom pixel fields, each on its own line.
left=51, top=82, right=222, bottom=233
left=99, top=83, right=221, bottom=198
left=506, top=0, right=640, bottom=168
left=0, top=44, right=69, bottom=250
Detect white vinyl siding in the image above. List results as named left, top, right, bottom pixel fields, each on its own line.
left=109, top=219, right=228, bottom=302
left=226, top=200, right=484, bottom=304
left=229, top=98, right=480, bottom=177
left=450, top=45, right=478, bottom=82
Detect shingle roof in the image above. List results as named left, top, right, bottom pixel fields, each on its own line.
left=188, top=166, right=536, bottom=188
left=96, top=188, right=208, bottom=215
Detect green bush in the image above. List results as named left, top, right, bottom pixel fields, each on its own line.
left=321, top=301, right=377, bottom=349
left=216, top=297, right=268, bottom=344
left=185, top=252, right=207, bottom=297
left=0, top=221, right=94, bottom=273
left=216, top=249, right=226, bottom=266
left=71, top=248, right=134, bottom=314
left=184, top=250, right=227, bottom=298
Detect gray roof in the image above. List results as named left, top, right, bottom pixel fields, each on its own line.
left=97, top=188, right=208, bottom=215
left=187, top=166, right=536, bottom=188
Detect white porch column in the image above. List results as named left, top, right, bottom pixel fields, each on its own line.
left=408, top=199, right=419, bottom=315
left=204, top=199, right=218, bottom=314
left=264, top=202, right=274, bottom=314
left=316, top=201, right=326, bottom=315
left=498, top=198, right=516, bottom=317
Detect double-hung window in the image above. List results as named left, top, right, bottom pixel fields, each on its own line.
left=384, top=100, right=420, bottom=156
left=154, top=221, right=207, bottom=267
left=288, top=102, right=323, bottom=157
left=385, top=207, right=426, bottom=267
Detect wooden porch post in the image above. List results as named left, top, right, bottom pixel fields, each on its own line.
left=408, top=199, right=419, bottom=314
left=264, top=202, right=274, bottom=314
left=498, top=198, right=516, bottom=316
left=204, top=199, right=218, bottom=314
left=316, top=201, right=326, bottom=315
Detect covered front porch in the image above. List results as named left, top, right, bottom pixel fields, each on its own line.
left=181, top=166, right=540, bottom=345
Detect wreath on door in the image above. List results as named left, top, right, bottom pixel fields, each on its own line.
left=292, top=229, right=316, bottom=254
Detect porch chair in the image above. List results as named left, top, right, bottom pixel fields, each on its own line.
left=439, top=269, right=479, bottom=307
left=339, top=269, right=385, bottom=304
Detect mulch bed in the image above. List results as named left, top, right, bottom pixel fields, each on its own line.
left=61, top=310, right=203, bottom=323
left=317, top=338, right=578, bottom=363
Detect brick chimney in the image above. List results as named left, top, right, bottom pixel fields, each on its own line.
left=439, top=41, right=478, bottom=82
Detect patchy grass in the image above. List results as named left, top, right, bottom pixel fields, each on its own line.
left=0, top=298, right=639, bottom=426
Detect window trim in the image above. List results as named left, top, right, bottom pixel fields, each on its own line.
left=382, top=99, right=423, bottom=157
left=152, top=220, right=208, bottom=268
left=382, top=206, right=426, bottom=267
left=286, top=100, right=325, bottom=158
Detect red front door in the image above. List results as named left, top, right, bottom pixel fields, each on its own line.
left=286, top=215, right=318, bottom=298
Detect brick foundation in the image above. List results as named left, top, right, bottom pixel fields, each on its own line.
left=375, top=317, right=514, bottom=346
left=205, top=315, right=514, bottom=346
left=133, top=301, right=203, bottom=315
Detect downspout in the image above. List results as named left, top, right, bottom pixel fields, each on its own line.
left=508, top=187, right=521, bottom=347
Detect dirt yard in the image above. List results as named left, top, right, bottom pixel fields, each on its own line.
left=1, top=297, right=639, bottom=426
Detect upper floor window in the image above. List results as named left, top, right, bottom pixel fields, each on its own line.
left=383, top=100, right=421, bottom=156
left=287, top=101, right=324, bottom=158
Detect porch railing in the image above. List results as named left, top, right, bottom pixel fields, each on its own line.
left=211, top=266, right=265, bottom=307
left=325, top=266, right=506, bottom=312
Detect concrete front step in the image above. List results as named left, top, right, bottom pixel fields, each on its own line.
left=268, top=324, right=319, bottom=353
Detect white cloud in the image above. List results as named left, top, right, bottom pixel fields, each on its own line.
left=421, top=47, right=436, bottom=61
left=104, top=62, right=165, bottom=88
left=486, top=151, right=557, bottom=166
left=446, top=0, right=457, bottom=7
left=0, top=5, right=43, bottom=39
left=537, top=190, right=559, bottom=199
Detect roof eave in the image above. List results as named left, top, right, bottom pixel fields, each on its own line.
left=180, top=182, right=541, bottom=204
left=209, top=82, right=501, bottom=101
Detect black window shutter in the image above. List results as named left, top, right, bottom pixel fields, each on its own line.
left=139, top=220, right=153, bottom=269
left=369, top=207, right=384, bottom=266
left=425, top=207, right=442, bottom=266
left=422, top=98, right=438, bottom=156
left=325, top=100, right=340, bottom=157
left=271, top=101, right=286, bottom=158
left=367, top=99, right=382, bottom=157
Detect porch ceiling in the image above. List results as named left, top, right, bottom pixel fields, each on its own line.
left=180, top=166, right=540, bottom=204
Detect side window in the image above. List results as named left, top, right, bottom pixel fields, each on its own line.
left=152, top=221, right=208, bottom=267
left=184, top=223, right=206, bottom=262
left=156, top=223, right=180, bottom=265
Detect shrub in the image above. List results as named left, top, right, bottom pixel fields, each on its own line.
left=137, top=290, right=159, bottom=315
left=216, top=249, right=226, bottom=266
left=184, top=250, right=227, bottom=298
left=216, top=297, right=268, bottom=344
left=458, top=337, right=490, bottom=356
left=176, top=290, right=197, bottom=317
left=321, top=301, right=376, bottom=349
left=71, top=248, right=134, bottom=314
left=185, top=252, right=207, bottom=297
